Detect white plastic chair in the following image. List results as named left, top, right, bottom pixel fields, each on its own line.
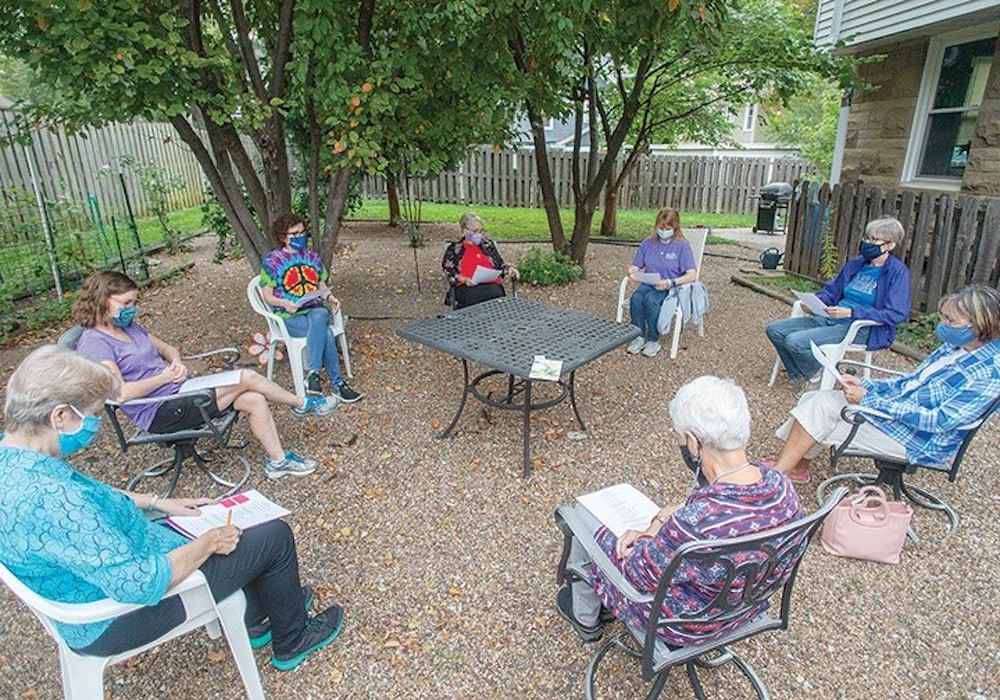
left=767, top=300, right=877, bottom=391
left=615, top=228, right=709, bottom=359
left=247, top=275, right=352, bottom=398
left=0, top=563, right=264, bottom=700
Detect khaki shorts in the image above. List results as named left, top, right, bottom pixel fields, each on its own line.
left=775, top=390, right=907, bottom=461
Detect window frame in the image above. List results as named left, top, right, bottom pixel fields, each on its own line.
left=902, top=23, right=999, bottom=191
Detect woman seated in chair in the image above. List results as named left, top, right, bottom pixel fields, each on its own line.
left=257, top=213, right=362, bottom=403
left=766, top=216, right=911, bottom=384
left=557, top=376, right=801, bottom=644
left=73, top=271, right=331, bottom=481
left=624, top=208, right=698, bottom=358
left=0, top=346, right=344, bottom=670
left=771, top=284, right=1000, bottom=482
left=441, top=212, right=519, bottom=309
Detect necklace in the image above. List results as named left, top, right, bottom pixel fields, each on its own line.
left=710, top=461, right=752, bottom=484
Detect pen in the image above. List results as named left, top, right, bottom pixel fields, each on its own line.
left=226, top=509, right=232, bottom=526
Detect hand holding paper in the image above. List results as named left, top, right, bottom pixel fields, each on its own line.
left=634, top=271, right=661, bottom=285
left=471, top=265, right=502, bottom=285
left=792, top=290, right=830, bottom=318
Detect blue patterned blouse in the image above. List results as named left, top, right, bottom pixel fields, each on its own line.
left=0, top=446, right=187, bottom=649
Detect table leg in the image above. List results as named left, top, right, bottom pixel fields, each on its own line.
left=438, top=358, right=471, bottom=439
left=568, top=370, right=587, bottom=431
left=522, top=379, right=532, bottom=477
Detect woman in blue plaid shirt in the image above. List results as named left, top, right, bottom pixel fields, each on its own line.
left=772, top=284, right=1000, bottom=482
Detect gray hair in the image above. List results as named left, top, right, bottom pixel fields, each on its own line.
left=939, top=283, right=1000, bottom=342
left=3, top=345, right=118, bottom=436
left=865, top=216, right=905, bottom=246
left=458, top=212, right=483, bottom=232
left=668, top=375, right=751, bottom=451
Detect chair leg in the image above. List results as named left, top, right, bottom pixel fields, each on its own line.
left=60, top=648, right=109, bottom=700
left=669, top=309, right=682, bottom=359
left=768, top=356, right=781, bottom=387
left=265, top=338, right=277, bottom=382
left=337, top=330, right=353, bottom=379
left=215, top=592, right=266, bottom=700
left=722, top=648, right=770, bottom=700
left=288, top=343, right=307, bottom=399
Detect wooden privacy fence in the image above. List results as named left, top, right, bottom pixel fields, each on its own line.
left=361, top=147, right=814, bottom=215
left=785, top=180, right=1000, bottom=314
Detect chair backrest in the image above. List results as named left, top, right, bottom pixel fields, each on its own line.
left=640, top=486, right=846, bottom=675
left=246, top=275, right=288, bottom=338
left=686, top=228, right=709, bottom=278
left=57, top=325, right=85, bottom=351
left=936, top=391, right=1000, bottom=481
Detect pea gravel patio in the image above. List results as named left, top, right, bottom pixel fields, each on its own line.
left=0, top=224, right=996, bottom=699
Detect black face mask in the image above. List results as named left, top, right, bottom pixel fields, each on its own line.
left=679, top=444, right=709, bottom=488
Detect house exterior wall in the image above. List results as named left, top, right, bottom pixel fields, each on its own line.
left=816, top=0, right=1000, bottom=50
left=963, top=44, right=1000, bottom=195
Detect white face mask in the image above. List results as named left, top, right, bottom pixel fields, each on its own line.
left=656, top=228, right=671, bottom=240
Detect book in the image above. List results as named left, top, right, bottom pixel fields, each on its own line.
left=164, top=489, right=291, bottom=539
left=177, top=369, right=243, bottom=394
left=576, top=483, right=660, bottom=537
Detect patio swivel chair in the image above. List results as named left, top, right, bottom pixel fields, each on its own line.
left=614, top=228, right=709, bottom=359
left=816, top=363, right=1000, bottom=533
left=554, top=487, right=847, bottom=700
left=0, top=562, right=264, bottom=700
left=58, top=326, right=251, bottom=498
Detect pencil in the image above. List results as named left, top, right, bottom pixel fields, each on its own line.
left=226, top=509, right=232, bottom=526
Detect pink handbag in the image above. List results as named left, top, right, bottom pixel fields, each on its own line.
left=821, top=485, right=913, bottom=564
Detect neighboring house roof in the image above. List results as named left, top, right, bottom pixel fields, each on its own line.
left=815, top=0, right=1000, bottom=53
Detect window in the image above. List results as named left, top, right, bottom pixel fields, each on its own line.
left=742, top=104, right=758, bottom=132
left=905, top=26, right=997, bottom=186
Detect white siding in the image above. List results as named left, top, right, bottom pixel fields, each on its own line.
left=815, top=0, right=1000, bottom=50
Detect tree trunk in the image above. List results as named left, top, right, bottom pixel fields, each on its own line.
left=570, top=199, right=598, bottom=271
left=600, top=161, right=618, bottom=236
left=526, top=104, right=566, bottom=253
left=317, top=166, right=353, bottom=264
left=386, top=171, right=401, bottom=226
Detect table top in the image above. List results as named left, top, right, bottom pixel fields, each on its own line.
left=397, top=297, right=640, bottom=378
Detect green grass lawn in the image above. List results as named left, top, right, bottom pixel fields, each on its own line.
left=349, top=201, right=753, bottom=240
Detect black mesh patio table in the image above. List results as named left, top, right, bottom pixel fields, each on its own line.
left=397, top=297, right=640, bottom=476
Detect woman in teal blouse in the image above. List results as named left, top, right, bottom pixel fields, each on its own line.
left=0, top=346, right=343, bottom=671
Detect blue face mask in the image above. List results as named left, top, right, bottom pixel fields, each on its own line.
left=288, top=235, right=307, bottom=251
left=466, top=232, right=483, bottom=245
left=935, top=322, right=977, bottom=347
left=860, top=241, right=884, bottom=262
left=656, top=228, right=672, bottom=240
left=58, top=406, right=101, bottom=457
left=113, top=305, right=137, bottom=328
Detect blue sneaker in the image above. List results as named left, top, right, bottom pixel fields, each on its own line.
left=292, top=394, right=339, bottom=417
left=248, top=586, right=314, bottom=649
left=271, top=604, right=345, bottom=671
left=265, top=451, right=319, bottom=480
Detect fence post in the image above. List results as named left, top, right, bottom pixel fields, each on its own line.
left=24, top=139, right=63, bottom=297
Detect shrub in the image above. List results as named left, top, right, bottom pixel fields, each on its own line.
left=516, top=246, right=583, bottom=286
left=896, top=312, right=940, bottom=352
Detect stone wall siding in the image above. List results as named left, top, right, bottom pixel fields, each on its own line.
left=963, top=37, right=1000, bottom=195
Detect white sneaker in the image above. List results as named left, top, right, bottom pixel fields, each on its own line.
left=641, top=340, right=662, bottom=357
left=626, top=337, right=646, bottom=354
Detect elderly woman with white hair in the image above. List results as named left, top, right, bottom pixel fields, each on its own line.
left=0, top=346, right=344, bottom=671
left=556, top=376, right=802, bottom=644
left=441, top=212, right=520, bottom=309
left=766, top=216, right=912, bottom=388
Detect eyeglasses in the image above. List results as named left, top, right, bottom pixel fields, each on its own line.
left=862, top=237, right=888, bottom=245
left=939, top=311, right=971, bottom=328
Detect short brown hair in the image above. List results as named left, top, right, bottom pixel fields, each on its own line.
left=939, top=284, right=1000, bottom=343
left=270, top=213, right=306, bottom=246
left=653, top=207, right=683, bottom=240
left=72, top=271, right=138, bottom=328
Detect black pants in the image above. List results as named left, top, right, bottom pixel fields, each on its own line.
left=454, top=282, right=505, bottom=309
left=77, top=520, right=308, bottom=657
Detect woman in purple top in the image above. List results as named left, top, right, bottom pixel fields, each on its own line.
left=556, top=376, right=802, bottom=646
left=72, top=271, right=333, bottom=481
left=625, top=208, right=698, bottom=358
left=766, top=216, right=911, bottom=384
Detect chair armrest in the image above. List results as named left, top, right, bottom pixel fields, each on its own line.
left=554, top=506, right=653, bottom=605
left=840, top=404, right=894, bottom=425
left=108, top=389, right=216, bottom=409
left=836, top=359, right=906, bottom=377
left=183, top=347, right=241, bottom=369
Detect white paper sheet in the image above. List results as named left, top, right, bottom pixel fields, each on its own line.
left=634, top=272, right=662, bottom=285
left=810, top=340, right=842, bottom=385
left=792, top=290, right=830, bottom=318
left=177, top=369, right=243, bottom=394
left=294, top=289, right=326, bottom=307
left=165, top=490, right=291, bottom=539
left=528, top=355, right=562, bottom=381
left=576, top=483, right=661, bottom=537
left=471, top=265, right=503, bottom=284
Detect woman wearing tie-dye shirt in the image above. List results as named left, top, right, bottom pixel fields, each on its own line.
left=258, top=214, right=362, bottom=403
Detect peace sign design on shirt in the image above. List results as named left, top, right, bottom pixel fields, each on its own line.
left=281, top=264, right=320, bottom=298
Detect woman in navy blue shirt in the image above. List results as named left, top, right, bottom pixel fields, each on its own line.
left=766, top=216, right=911, bottom=382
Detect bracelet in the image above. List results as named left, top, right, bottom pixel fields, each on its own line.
left=147, top=494, right=160, bottom=511
left=670, top=279, right=677, bottom=289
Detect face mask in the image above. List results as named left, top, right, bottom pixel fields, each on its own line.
left=466, top=232, right=483, bottom=245
left=860, top=241, right=884, bottom=262
left=113, top=305, right=137, bottom=328
left=935, top=322, right=977, bottom=347
left=288, top=235, right=307, bottom=251
left=57, top=406, right=101, bottom=457
left=656, top=228, right=672, bottom=240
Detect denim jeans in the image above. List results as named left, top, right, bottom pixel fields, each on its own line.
left=629, top=284, right=670, bottom=341
left=765, top=316, right=871, bottom=380
left=283, top=306, right=343, bottom=385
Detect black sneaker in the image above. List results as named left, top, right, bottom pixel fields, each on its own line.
left=271, top=604, right=345, bottom=671
left=336, top=381, right=363, bottom=403
left=306, top=371, right=322, bottom=396
left=556, top=585, right=603, bottom=643
left=247, top=586, right=314, bottom=649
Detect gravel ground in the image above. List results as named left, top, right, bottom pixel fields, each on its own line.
left=0, top=223, right=997, bottom=700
